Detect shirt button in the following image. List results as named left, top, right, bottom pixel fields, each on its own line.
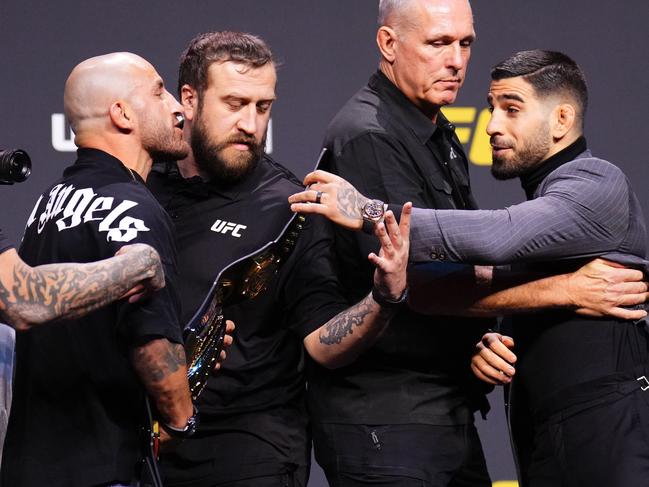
left=438, top=251, right=446, bottom=261
left=430, top=251, right=438, bottom=260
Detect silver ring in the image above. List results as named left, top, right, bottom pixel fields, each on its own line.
left=315, top=190, right=323, bottom=205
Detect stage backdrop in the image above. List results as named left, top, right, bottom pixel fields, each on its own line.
left=2, top=1, right=648, bottom=485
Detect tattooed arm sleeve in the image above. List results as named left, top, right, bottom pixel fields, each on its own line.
left=0, top=243, right=164, bottom=330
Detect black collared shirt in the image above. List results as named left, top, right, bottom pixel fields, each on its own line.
left=310, top=71, right=493, bottom=426
left=3, top=148, right=182, bottom=487
left=147, top=156, right=348, bottom=484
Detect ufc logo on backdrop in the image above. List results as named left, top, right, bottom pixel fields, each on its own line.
left=26, top=184, right=150, bottom=243
left=210, top=219, right=247, bottom=238
left=52, top=114, right=275, bottom=154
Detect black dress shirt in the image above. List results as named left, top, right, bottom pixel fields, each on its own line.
left=309, top=70, right=493, bottom=427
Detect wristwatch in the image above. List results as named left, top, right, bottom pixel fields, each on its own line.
left=161, top=405, right=200, bottom=439
left=371, top=286, right=409, bottom=308
left=361, top=199, right=386, bottom=234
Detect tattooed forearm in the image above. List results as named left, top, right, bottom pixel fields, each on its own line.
left=131, top=338, right=193, bottom=426
left=0, top=244, right=162, bottom=329
left=319, top=294, right=394, bottom=345
left=336, top=181, right=369, bottom=221
left=131, top=340, right=186, bottom=383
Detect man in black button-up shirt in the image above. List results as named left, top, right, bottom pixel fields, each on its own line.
left=305, top=1, right=494, bottom=485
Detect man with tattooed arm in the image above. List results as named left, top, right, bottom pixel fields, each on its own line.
left=1, top=52, right=215, bottom=487
left=0, top=237, right=165, bottom=330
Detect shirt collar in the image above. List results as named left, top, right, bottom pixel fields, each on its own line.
left=73, top=148, right=145, bottom=183
left=520, top=136, right=588, bottom=199
left=370, top=70, right=444, bottom=145
left=152, top=159, right=263, bottom=201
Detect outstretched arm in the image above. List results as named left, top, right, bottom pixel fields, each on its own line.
left=304, top=204, right=411, bottom=368
left=0, top=243, right=164, bottom=330
left=290, top=169, right=647, bottom=320
left=408, top=259, right=648, bottom=321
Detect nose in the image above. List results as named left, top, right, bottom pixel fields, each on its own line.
left=167, top=90, right=185, bottom=118
left=486, top=110, right=503, bottom=137
left=236, top=105, right=257, bottom=135
left=446, top=43, right=464, bottom=72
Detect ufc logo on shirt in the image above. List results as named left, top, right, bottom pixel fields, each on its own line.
left=211, top=219, right=247, bottom=238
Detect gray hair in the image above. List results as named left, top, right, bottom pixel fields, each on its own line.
left=378, top=0, right=472, bottom=26
left=377, top=0, right=412, bottom=26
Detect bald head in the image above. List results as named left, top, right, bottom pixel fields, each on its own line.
left=376, top=0, right=475, bottom=119
left=378, top=0, right=472, bottom=33
left=64, top=52, right=156, bottom=134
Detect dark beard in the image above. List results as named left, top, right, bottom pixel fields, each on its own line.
left=191, top=120, right=263, bottom=185
left=490, top=133, right=550, bottom=181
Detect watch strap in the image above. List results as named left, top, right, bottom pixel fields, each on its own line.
left=371, top=286, right=409, bottom=308
left=161, top=405, right=199, bottom=438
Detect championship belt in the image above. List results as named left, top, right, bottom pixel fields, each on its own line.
left=184, top=212, right=306, bottom=399
left=184, top=148, right=328, bottom=400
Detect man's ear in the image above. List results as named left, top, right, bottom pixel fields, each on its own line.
left=180, top=84, right=198, bottom=121
left=552, top=103, right=577, bottom=140
left=109, top=101, right=134, bottom=132
left=377, top=26, right=398, bottom=63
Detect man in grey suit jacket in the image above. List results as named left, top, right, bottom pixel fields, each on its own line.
left=290, top=50, right=649, bottom=486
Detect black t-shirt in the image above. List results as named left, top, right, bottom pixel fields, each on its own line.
left=148, top=157, right=348, bottom=483
left=309, top=71, right=493, bottom=426
left=2, top=149, right=183, bottom=487
left=0, top=228, right=12, bottom=254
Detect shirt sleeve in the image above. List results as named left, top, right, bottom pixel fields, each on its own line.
left=278, top=215, right=350, bottom=339
left=100, top=188, right=183, bottom=345
left=0, top=229, right=13, bottom=255
left=409, top=159, right=635, bottom=264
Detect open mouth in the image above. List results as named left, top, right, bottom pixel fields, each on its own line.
left=174, top=113, right=185, bottom=130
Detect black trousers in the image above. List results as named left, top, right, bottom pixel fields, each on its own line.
left=524, top=385, right=649, bottom=487
left=312, top=423, right=491, bottom=487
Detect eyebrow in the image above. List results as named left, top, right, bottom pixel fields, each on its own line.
left=223, top=94, right=277, bottom=103
left=488, top=93, right=525, bottom=104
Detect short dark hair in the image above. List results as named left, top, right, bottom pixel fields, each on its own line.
left=177, top=31, right=274, bottom=97
left=491, top=49, right=588, bottom=122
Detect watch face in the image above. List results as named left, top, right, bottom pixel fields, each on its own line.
left=363, top=200, right=385, bottom=222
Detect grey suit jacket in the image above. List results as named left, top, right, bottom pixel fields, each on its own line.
left=409, top=151, right=648, bottom=268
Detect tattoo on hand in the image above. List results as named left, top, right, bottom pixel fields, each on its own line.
left=336, top=182, right=369, bottom=222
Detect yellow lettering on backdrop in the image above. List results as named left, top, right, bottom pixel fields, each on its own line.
left=441, top=107, right=493, bottom=166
